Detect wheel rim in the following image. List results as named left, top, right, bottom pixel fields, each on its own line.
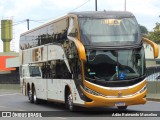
left=33, top=90, right=37, bottom=102
left=28, top=90, right=31, bottom=100
left=68, top=94, right=73, bottom=110
left=29, top=90, right=32, bottom=100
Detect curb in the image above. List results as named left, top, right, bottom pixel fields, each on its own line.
left=147, top=98, right=160, bottom=102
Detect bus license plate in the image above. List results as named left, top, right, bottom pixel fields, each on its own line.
left=115, top=102, right=125, bottom=106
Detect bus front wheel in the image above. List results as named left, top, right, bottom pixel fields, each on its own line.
left=66, top=91, right=75, bottom=111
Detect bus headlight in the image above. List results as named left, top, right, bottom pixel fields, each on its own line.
left=139, top=86, right=147, bottom=93
left=83, top=86, right=105, bottom=97
left=83, top=85, right=147, bottom=98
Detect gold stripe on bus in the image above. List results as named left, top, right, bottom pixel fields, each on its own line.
left=83, top=79, right=146, bottom=96
left=80, top=85, right=146, bottom=103
left=75, top=40, right=86, bottom=61
left=81, top=89, right=146, bottom=107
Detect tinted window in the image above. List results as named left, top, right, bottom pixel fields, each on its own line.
left=85, top=47, right=145, bottom=81
left=29, top=66, right=41, bottom=77
left=79, top=17, right=141, bottom=46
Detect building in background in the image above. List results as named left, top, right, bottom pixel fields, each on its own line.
left=0, top=19, right=19, bottom=84
left=144, top=44, right=160, bottom=67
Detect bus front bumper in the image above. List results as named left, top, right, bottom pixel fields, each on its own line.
left=81, top=87, right=147, bottom=107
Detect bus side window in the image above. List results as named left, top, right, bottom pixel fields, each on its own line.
left=67, top=17, right=78, bottom=38
left=41, top=62, right=52, bottom=79
left=55, top=60, right=72, bottom=79
left=50, top=61, right=56, bottom=79
left=72, top=58, right=82, bottom=80
left=29, top=66, right=41, bottom=77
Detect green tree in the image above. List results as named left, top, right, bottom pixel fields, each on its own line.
left=148, top=22, right=160, bottom=43
left=153, top=22, right=160, bottom=30
left=139, top=25, right=148, bottom=35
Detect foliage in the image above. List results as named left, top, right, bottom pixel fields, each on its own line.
left=148, top=30, right=160, bottom=43
left=148, top=22, right=160, bottom=43
left=139, top=25, right=148, bottom=35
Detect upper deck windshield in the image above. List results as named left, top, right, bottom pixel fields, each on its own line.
left=79, top=17, right=141, bottom=46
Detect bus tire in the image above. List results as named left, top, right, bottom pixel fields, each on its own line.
left=27, top=91, right=30, bottom=100
left=33, top=88, right=41, bottom=104
left=27, top=84, right=30, bottom=100
left=117, top=106, right=127, bottom=110
left=66, top=91, right=76, bottom=111
left=29, top=89, right=34, bottom=103
left=29, top=87, right=40, bottom=104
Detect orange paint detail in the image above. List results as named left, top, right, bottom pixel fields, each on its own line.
left=80, top=85, right=146, bottom=107
left=0, top=56, right=16, bottom=71
left=76, top=40, right=86, bottom=61
left=83, top=79, right=146, bottom=96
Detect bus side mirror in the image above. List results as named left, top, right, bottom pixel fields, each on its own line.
left=67, top=36, right=86, bottom=61
left=76, top=40, right=86, bottom=61
left=142, top=37, right=159, bottom=58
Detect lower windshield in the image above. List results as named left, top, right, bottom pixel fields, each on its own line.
left=79, top=17, right=141, bottom=46
left=85, top=47, right=145, bottom=81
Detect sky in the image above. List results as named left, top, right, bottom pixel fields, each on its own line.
left=0, top=0, right=160, bottom=52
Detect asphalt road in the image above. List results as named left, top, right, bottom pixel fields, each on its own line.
left=0, top=90, right=159, bottom=120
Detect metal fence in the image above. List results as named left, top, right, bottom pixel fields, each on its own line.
left=146, top=66, right=160, bottom=81
left=146, top=66, right=160, bottom=99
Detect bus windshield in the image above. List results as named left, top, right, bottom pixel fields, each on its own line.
left=85, top=47, right=145, bottom=81
left=79, top=17, right=141, bottom=46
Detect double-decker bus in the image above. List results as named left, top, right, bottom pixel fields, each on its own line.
left=19, top=11, right=159, bottom=111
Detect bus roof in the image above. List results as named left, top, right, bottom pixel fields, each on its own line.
left=20, top=14, right=67, bottom=36
left=20, top=11, right=134, bottom=36
left=69, top=11, right=134, bottom=19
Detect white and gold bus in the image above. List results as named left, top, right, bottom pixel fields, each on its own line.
left=19, top=11, right=158, bottom=111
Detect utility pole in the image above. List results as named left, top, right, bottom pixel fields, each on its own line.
left=95, top=0, right=97, bottom=11
left=124, top=0, right=126, bottom=11
left=26, top=19, right=29, bottom=30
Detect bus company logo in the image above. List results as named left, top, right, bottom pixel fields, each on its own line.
left=34, top=48, right=43, bottom=61
left=118, top=91, right=122, bottom=97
